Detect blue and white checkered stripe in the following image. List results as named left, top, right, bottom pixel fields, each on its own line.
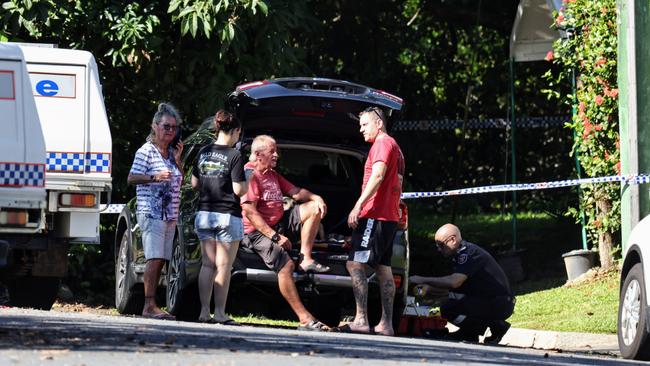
left=401, top=174, right=650, bottom=199
left=0, top=163, right=45, bottom=187
left=46, top=152, right=111, bottom=173
left=85, top=153, right=111, bottom=173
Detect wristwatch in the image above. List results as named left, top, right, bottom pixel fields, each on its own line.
left=271, top=233, right=280, bottom=242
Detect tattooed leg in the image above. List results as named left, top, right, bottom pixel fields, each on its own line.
left=346, top=261, right=370, bottom=332
left=374, top=265, right=395, bottom=335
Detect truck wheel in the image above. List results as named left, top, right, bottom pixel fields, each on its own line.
left=115, top=231, right=143, bottom=314
left=618, top=263, right=650, bottom=360
left=166, top=236, right=200, bottom=321
left=8, top=276, right=59, bottom=310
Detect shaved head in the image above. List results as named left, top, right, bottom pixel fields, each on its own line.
left=435, top=223, right=461, bottom=242
left=434, top=223, right=462, bottom=257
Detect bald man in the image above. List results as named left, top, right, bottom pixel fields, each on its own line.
left=409, top=224, right=515, bottom=343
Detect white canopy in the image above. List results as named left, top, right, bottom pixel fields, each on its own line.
left=509, top=0, right=563, bottom=62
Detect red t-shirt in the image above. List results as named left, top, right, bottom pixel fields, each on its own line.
left=359, top=134, right=405, bottom=221
left=241, top=162, right=296, bottom=234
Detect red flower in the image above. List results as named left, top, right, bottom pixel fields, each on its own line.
left=556, top=14, right=565, bottom=25
left=605, top=150, right=610, bottom=160
left=610, top=88, right=619, bottom=98
left=595, top=95, right=604, bottom=105
left=578, top=101, right=586, bottom=114
left=545, top=50, right=554, bottom=62
left=595, top=124, right=603, bottom=131
left=594, top=219, right=602, bottom=228
left=616, top=161, right=621, bottom=174
left=595, top=58, right=606, bottom=67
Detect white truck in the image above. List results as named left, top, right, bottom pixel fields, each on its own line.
left=0, top=43, right=48, bottom=306
left=0, top=44, right=112, bottom=309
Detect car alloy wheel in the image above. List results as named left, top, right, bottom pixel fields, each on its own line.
left=166, top=237, right=183, bottom=313
left=115, top=230, right=142, bottom=314
left=621, top=277, right=641, bottom=346
left=618, top=263, right=650, bottom=360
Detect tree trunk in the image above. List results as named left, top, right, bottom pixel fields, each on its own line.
left=596, top=197, right=613, bottom=270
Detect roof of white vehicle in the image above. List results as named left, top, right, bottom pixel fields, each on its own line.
left=18, top=45, right=94, bottom=66
left=0, top=43, right=28, bottom=61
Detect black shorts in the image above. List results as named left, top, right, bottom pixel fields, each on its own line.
left=240, top=205, right=302, bottom=273
left=348, top=218, right=397, bottom=267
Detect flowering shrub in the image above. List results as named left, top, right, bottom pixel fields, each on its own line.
left=545, top=0, right=619, bottom=268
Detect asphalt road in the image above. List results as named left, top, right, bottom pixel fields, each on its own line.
left=0, top=308, right=639, bottom=365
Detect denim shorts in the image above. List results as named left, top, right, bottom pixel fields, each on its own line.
left=137, top=214, right=176, bottom=261
left=194, top=211, right=244, bottom=243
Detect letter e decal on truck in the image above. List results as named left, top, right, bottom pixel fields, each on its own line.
left=29, top=72, right=76, bottom=98
left=35, top=80, right=59, bottom=96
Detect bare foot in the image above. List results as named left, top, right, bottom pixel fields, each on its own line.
left=337, top=322, right=372, bottom=334
left=373, top=326, right=395, bottom=336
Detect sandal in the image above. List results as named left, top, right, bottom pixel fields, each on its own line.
left=198, top=317, right=218, bottom=324
left=142, top=311, right=176, bottom=320
left=334, top=323, right=374, bottom=334
left=300, top=260, right=330, bottom=274
left=297, top=320, right=330, bottom=332
left=216, top=319, right=241, bottom=326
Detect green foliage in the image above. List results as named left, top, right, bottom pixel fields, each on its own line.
left=509, top=270, right=618, bottom=334
left=545, top=0, right=620, bottom=253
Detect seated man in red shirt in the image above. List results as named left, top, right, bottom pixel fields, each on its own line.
left=240, top=134, right=330, bottom=331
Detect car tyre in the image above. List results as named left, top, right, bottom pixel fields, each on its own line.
left=115, top=230, right=143, bottom=314
left=166, top=235, right=200, bottom=321
left=618, top=263, right=650, bottom=360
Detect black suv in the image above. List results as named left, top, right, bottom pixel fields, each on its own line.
left=114, top=77, right=409, bottom=327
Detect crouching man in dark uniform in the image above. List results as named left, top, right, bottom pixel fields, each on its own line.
left=410, top=223, right=515, bottom=343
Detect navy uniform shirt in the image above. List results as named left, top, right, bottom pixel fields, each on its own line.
left=452, top=241, right=512, bottom=298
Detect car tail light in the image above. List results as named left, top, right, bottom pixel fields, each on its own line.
left=236, top=80, right=269, bottom=92
left=393, top=274, right=403, bottom=289
left=398, top=200, right=408, bottom=230
left=59, top=193, right=96, bottom=208
left=0, top=210, right=28, bottom=226
left=374, top=89, right=403, bottom=104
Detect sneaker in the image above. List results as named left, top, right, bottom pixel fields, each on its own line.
left=484, top=320, right=511, bottom=344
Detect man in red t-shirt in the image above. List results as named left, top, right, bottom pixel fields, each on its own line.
left=343, top=106, right=405, bottom=336
left=240, top=134, right=331, bottom=331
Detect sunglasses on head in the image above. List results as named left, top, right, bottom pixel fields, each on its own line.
left=359, top=106, right=383, bottom=120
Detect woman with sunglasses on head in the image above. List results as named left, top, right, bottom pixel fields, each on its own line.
left=191, top=110, right=247, bottom=325
left=127, top=102, right=184, bottom=320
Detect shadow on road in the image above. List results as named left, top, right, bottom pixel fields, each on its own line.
left=0, top=311, right=626, bottom=365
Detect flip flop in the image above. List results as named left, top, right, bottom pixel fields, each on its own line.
left=216, top=319, right=241, bottom=326
left=335, top=324, right=374, bottom=334
left=142, top=311, right=176, bottom=320
left=198, top=317, right=218, bottom=324
left=297, top=320, right=330, bottom=332
left=300, top=260, right=330, bottom=273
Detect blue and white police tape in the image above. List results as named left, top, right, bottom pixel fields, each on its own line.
left=102, top=173, right=650, bottom=212
left=401, top=173, right=650, bottom=199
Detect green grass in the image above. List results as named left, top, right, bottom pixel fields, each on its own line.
left=509, top=270, right=619, bottom=334
left=232, top=314, right=298, bottom=328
